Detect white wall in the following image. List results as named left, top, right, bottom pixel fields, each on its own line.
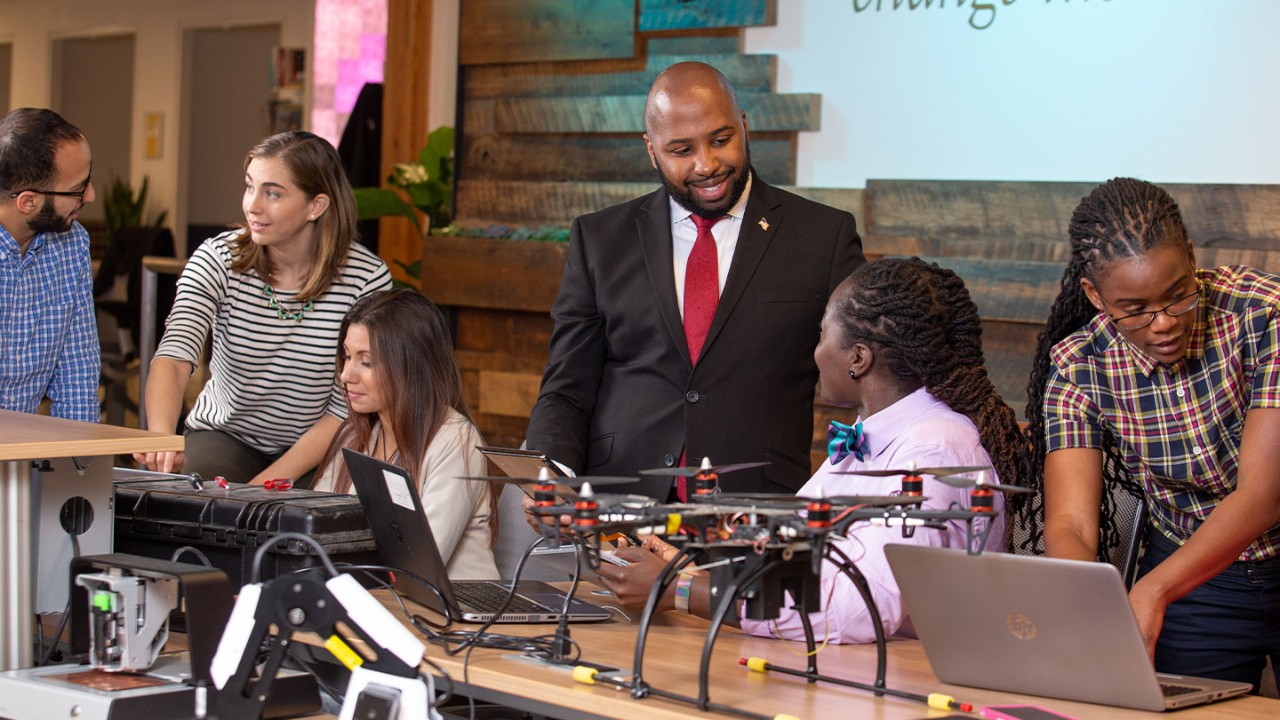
left=744, top=0, right=1280, bottom=188
left=0, top=0, right=315, bottom=249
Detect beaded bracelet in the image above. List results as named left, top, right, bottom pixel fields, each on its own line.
left=674, top=571, right=695, bottom=613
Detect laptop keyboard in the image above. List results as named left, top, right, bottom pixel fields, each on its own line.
left=453, top=582, right=548, bottom=615
left=1160, top=682, right=1202, bottom=697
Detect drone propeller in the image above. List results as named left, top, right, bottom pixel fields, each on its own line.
left=824, top=495, right=928, bottom=508
left=934, top=473, right=1033, bottom=495
left=639, top=459, right=769, bottom=477
left=832, top=464, right=990, bottom=477
left=461, top=474, right=637, bottom=487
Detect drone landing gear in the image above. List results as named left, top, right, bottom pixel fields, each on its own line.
left=593, top=541, right=890, bottom=720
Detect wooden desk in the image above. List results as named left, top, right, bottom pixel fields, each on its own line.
left=0, top=410, right=182, bottom=670
left=330, top=592, right=1280, bottom=720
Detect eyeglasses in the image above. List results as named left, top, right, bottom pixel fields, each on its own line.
left=1104, top=286, right=1202, bottom=331
left=7, top=188, right=89, bottom=200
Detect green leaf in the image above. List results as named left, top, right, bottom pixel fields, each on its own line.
left=420, top=126, right=454, bottom=181
left=353, top=187, right=423, bottom=232
left=404, top=181, right=445, bottom=210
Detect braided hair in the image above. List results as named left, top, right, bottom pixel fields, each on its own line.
left=830, top=257, right=1029, bottom=506
left=1019, top=178, right=1191, bottom=555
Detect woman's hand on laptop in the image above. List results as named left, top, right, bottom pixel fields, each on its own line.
left=1128, top=579, right=1168, bottom=661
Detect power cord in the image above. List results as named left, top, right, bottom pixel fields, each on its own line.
left=37, top=533, right=82, bottom=666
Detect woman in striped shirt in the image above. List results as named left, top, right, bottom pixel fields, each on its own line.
left=136, top=131, right=390, bottom=484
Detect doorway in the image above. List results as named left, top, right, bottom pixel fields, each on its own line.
left=51, top=34, right=135, bottom=226
left=0, top=43, right=11, bottom=116
left=182, top=23, right=281, bottom=252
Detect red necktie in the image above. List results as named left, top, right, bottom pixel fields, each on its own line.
left=678, top=215, right=722, bottom=502
left=684, top=214, right=723, bottom=365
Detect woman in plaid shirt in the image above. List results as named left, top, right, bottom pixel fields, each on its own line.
left=1024, top=178, right=1280, bottom=690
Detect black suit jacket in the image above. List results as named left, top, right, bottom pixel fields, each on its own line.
left=525, top=177, right=864, bottom=496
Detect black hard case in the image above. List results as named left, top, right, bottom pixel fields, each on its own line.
left=113, top=478, right=378, bottom=588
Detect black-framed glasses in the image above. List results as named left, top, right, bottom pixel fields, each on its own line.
left=7, top=188, right=89, bottom=200
left=1103, top=286, right=1202, bottom=331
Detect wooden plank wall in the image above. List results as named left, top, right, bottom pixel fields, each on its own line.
left=862, top=180, right=1280, bottom=432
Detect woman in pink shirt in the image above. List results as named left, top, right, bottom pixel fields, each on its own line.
left=597, top=257, right=1027, bottom=643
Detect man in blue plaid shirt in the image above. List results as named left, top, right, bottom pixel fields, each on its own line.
left=0, top=108, right=99, bottom=423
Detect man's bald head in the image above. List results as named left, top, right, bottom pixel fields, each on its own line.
left=644, top=62, right=742, bottom=136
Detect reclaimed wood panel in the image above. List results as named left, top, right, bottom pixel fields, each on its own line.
left=980, top=320, right=1043, bottom=419
left=479, top=370, right=544, bottom=418
left=455, top=180, right=855, bottom=227
left=460, top=133, right=795, bottom=183
left=456, top=350, right=549, bottom=376
left=463, top=53, right=776, bottom=99
left=470, top=412, right=536, bottom=450
left=866, top=180, right=1280, bottom=252
left=785, top=187, right=865, bottom=219
left=422, top=235, right=569, bottom=312
left=864, top=180, right=1093, bottom=243
left=492, top=93, right=820, bottom=134
left=455, top=180, right=653, bottom=224
left=915, top=256, right=1060, bottom=325
left=639, top=0, right=774, bottom=31
left=459, top=0, right=636, bottom=66
left=646, top=35, right=740, bottom=56
left=454, top=310, right=553, bottom=369
left=1169, top=184, right=1280, bottom=250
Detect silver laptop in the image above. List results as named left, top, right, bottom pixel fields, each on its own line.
left=343, top=449, right=613, bottom=624
left=884, top=545, right=1253, bottom=711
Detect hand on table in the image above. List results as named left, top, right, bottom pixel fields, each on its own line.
left=132, top=450, right=186, bottom=474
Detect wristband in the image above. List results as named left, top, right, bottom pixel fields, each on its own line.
left=674, top=571, right=695, bottom=613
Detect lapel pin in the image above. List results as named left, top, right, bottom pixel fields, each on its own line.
left=758, top=217, right=770, bottom=231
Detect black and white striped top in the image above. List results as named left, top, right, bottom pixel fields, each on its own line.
left=156, top=231, right=392, bottom=454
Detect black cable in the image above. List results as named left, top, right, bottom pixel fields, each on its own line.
left=38, top=534, right=81, bottom=666
left=422, top=536, right=546, bottom=656
left=324, top=562, right=454, bottom=629
left=249, top=531, right=339, bottom=583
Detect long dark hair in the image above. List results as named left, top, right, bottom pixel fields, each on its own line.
left=319, top=289, right=499, bottom=540
left=1021, top=178, right=1191, bottom=554
left=829, top=257, right=1029, bottom=502
left=230, top=131, right=358, bottom=302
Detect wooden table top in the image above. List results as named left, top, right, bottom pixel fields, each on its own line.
left=0, top=410, right=183, bottom=461
left=347, top=591, right=1280, bottom=720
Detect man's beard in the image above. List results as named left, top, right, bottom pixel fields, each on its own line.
left=27, top=197, right=75, bottom=235
left=660, top=143, right=752, bottom=220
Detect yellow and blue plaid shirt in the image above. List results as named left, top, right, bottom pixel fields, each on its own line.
left=1044, top=265, right=1280, bottom=561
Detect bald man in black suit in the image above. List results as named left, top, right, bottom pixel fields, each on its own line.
left=525, top=62, right=864, bottom=498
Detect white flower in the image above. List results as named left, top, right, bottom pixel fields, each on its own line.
left=393, top=162, right=430, bottom=185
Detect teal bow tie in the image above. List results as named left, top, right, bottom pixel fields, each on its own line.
left=827, top=420, right=868, bottom=464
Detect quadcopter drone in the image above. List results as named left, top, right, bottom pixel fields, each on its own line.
left=470, top=457, right=1025, bottom=720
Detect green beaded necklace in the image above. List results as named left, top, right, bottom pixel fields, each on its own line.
left=262, top=282, right=314, bottom=322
